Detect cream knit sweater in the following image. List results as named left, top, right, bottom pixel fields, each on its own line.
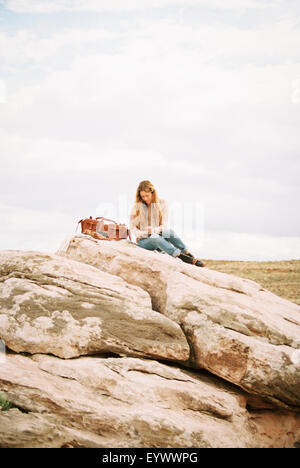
left=129, top=198, right=168, bottom=241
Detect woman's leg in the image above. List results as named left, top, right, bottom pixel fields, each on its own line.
left=160, top=228, right=188, bottom=253
left=137, top=234, right=181, bottom=257
left=138, top=233, right=206, bottom=267
left=160, top=229, right=205, bottom=266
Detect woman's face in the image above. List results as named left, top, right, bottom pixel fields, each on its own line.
left=140, top=190, right=153, bottom=205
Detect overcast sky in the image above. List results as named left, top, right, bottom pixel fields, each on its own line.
left=0, top=0, right=299, bottom=260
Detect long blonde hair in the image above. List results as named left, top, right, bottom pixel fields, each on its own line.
left=132, top=180, right=162, bottom=226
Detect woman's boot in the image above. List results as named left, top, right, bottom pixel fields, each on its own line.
left=178, top=253, right=193, bottom=264
left=183, top=250, right=194, bottom=258
left=178, top=253, right=205, bottom=267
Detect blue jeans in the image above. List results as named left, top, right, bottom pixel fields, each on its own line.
left=137, top=228, right=187, bottom=257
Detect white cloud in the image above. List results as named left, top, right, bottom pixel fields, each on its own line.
left=1, top=3, right=300, bottom=258
left=0, top=79, right=7, bottom=103
left=0, top=202, right=75, bottom=252
left=1, top=19, right=298, bottom=136
left=0, top=128, right=205, bottom=177
left=1, top=19, right=299, bottom=107
left=0, top=129, right=162, bottom=173
left=0, top=28, right=117, bottom=67
left=3, top=0, right=273, bottom=14
left=190, top=230, right=300, bottom=261
left=291, top=77, right=300, bottom=104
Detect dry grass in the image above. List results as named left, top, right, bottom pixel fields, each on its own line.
left=203, top=259, right=300, bottom=307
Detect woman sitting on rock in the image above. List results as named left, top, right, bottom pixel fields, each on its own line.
left=130, top=180, right=205, bottom=267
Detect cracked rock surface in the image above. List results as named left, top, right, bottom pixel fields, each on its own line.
left=57, top=236, right=300, bottom=410
left=0, top=250, right=189, bottom=361
left=1, top=352, right=299, bottom=448
left=0, top=239, right=299, bottom=448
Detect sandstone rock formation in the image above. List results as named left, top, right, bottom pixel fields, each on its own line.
left=0, top=353, right=299, bottom=448
left=0, top=236, right=299, bottom=448
left=0, top=250, right=188, bottom=361
left=57, top=236, right=300, bottom=410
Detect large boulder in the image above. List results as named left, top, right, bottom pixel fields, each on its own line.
left=0, top=250, right=189, bottom=361
left=56, top=235, right=300, bottom=409
left=1, top=352, right=299, bottom=448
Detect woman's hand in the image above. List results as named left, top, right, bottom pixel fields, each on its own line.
left=147, top=226, right=153, bottom=235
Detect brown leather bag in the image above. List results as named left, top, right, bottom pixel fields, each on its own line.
left=77, top=216, right=132, bottom=241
